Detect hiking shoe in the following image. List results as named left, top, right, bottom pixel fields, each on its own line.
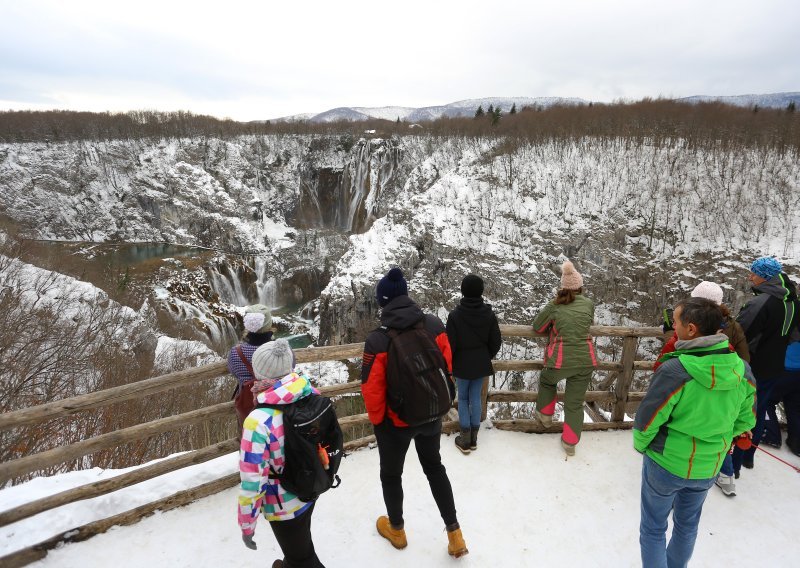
left=715, top=474, right=736, bottom=497
left=377, top=516, right=407, bottom=549
left=447, top=527, right=469, bottom=558
left=734, top=470, right=740, bottom=479
left=536, top=409, right=553, bottom=427
left=455, top=430, right=471, bottom=454
left=742, top=456, right=754, bottom=469
left=761, top=438, right=781, bottom=449
left=469, top=427, right=479, bottom=451
left=561, top=438, right=576, bottom=456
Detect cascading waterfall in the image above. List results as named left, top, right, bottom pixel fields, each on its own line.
left=162, top=293, right=239, bottom=347
left=254, top=257, right=278, bottom=307
left=297, top=138, right=401, bottom=233
left=338, top=138, right=400, bottom=232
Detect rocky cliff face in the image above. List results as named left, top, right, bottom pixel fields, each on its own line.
left=2, top=134, right=799, bottom=360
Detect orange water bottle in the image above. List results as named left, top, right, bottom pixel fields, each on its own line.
left=317, top=443, right=330, bottom=470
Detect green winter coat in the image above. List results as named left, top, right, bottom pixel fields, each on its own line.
left=633, top=335, right=757, bottom=479
left=532, top=294, right=597, bottom=370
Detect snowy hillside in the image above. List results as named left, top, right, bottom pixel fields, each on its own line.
left=2, top=132, right=799, bottom=359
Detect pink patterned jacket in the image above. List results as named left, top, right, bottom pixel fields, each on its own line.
left=237, top=372, right=318, bottom=535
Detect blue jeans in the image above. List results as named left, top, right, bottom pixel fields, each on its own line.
left=732, top=375, right=777, bottom=472
left=719, top=453, right=734, bottom=477
left=640, top=455, right=715, bottom=568
left=456, top=377, right=486, bottom=429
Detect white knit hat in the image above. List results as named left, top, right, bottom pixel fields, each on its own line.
left=243, top=304, right=273, bottom=334
left=691, top=281, right=724, bottom=305
left=251, top=339, right=294, bottom=380
left=560, top=260, right=583, bottom=290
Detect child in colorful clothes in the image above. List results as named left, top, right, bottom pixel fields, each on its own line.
left=238, top=339, right=325, bottom=568
left=228, top=304, right=274, bottom=433
left=532, top=260, right=597, bottom=456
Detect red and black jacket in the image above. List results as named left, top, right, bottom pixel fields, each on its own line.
left=361, top=295, right=453, bottom=427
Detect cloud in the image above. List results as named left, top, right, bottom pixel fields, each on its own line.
left=1, top=0, right=798, bottom=120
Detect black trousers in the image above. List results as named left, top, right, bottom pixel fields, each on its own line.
left=269, top=502, right=325, bottom=568
left=374, top=419, right=458, bottom=528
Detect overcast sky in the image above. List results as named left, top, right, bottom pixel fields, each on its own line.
left=1, top=0, right=798, bottom=121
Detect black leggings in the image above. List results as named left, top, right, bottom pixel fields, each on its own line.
left=375, top=419, right=458, bottom=528
left=269, top=502, right=325, bottom=568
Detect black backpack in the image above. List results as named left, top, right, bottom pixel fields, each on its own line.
left=385, top=319, right=455, bottom=426
left=260, top=394, right=343, bottom=502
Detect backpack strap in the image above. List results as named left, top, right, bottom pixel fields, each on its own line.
left=236, top=345, right=256, bottom=379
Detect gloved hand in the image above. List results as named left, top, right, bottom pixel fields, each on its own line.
left=735, top=432, right=753, bottom=450
left=662, top=308, right=674, bottom=333
left=242, top=533, right=257, bottom=550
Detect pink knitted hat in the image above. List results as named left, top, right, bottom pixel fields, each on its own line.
left=560, top=260, right=583, bottom=290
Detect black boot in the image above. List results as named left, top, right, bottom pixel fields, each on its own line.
left=455, top=429, right=471, bottom=454
left=470, top=427, right=479, bottom=450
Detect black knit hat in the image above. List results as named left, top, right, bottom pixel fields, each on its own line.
left=461, top=274, right=484, bottom=298
left=376, top=267, right=408, bottom=307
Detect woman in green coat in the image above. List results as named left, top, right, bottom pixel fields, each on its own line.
left=532, top=260, right=597, bottom=456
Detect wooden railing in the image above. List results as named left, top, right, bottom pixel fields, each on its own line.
left=0, top=324, right=665, bottom=567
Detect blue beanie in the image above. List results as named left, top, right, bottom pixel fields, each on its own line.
left=750, top=256, right=782, bottom=280
left=376, top=267, right=408, bottom=307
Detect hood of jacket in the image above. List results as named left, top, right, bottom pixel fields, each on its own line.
left=380, top=295, right=425, bottom=329
left=453, top=297, right=495, bottom=324
left=751, top=273, right=799, bottom=336
left=753, top=272, right=797, bottom=302
left=671, top=335, right=744, bottom=391
left=254, top=372, right=317, bottom=406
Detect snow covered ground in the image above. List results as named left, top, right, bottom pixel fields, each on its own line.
left=2, top=429, right=798, bottom=567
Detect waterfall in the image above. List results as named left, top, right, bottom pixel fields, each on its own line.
left=297, top=138, right=401, bottom=233
left=254, top=257, right=278, bottom=307
left=338, top=138, right=400, bottom=232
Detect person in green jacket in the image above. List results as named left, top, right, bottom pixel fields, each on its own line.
left=634, top=297, right=756, bottom=568
left=532, top=260, right=597, bottom=456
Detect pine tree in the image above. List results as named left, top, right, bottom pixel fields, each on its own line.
left=487, top=104, right=494, bottom=115
left=788, top=101, right=796, bottom=113
left=509, top=103, right=517, bottom=115
left=491, top=106, right=502, bottom=126
left=474, top=105, right=484, bottom=118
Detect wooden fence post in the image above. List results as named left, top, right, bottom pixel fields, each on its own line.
left=612, top=335, right=638, bottom=422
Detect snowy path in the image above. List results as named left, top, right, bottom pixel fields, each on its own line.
left=3, top=429, right=798, bottom=567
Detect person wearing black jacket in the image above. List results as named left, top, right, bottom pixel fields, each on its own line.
left=446, top=274, right=502, bottom=454
left=732, top=257, right=800, bottom=475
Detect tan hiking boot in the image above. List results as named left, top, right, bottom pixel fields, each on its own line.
left=536, top=409, right=553, bottom=427
left=561, top=438, right=576, bottom=456
left=377, top=516, right=407, bottom=549
left=447, top=527, right=469, bottom=558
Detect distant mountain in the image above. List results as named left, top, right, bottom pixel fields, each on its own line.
left=274, top=97, right=588, bottom=123
left=678, top=91, right=800, bottom=109
left=272, top=92, right=800, bottom=123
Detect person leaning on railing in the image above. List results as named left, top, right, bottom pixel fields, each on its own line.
left=531, top=259, right=597, bottom=457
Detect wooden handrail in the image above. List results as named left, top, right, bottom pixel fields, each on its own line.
left=0, top=403, right=233, bottom=484
left=0, top=324, right=664, bottom=432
